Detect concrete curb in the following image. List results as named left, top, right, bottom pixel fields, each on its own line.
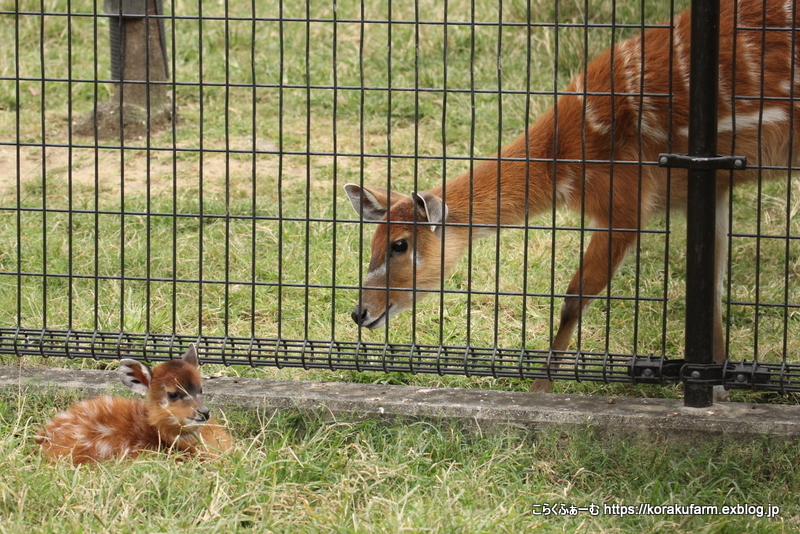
left=2, top=365, right=800, bottom=443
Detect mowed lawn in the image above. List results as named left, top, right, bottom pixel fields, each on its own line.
left=1, top=0, right=800, bottom=532
left=0, top=388, right=799, bottom=533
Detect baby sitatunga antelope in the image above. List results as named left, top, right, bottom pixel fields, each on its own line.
left=36, top=345, right=232, bottom=464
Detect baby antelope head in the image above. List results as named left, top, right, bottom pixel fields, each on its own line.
left=118, top=344, right=211, bottom=432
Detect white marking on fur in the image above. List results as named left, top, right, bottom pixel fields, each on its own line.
left=638, top=95, right=668, bottom=142
left=718, top=107, right=789, bottom=133
left=555, top=173, right=576, bottom=205
left=585, top=100, right=611, bottom=135
left=620, top=37, right=641, bottom=98
left=742, top=33, right=762, bottom=88
left=673, top=17, right=691, bottom=94
left=95, top=440, right=114, bottom=460
left=678, top=107, right=788, bottom=137
left=95, top=424, right=115, bottom=437
left=52, top=413, right=71, bottom=424
left=365, top=263, right=386, bottom=285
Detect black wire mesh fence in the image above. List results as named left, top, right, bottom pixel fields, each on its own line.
left=1, top=0, right=799, bottom=395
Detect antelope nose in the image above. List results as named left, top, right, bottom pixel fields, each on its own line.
left=198, top=407, right=210, bottom=421
left=352, top=306, right=367, bottom=326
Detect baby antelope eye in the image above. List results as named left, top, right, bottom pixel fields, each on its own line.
left=167, top=391, right=181, bottom=401
left=391, top=239, right=408, bottom=254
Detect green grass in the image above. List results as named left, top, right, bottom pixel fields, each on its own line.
left=0, top=0, right=799, bottom=402
left=1, top=2, right=799, bottom=532
left=0, top=388, right=798, bottom=533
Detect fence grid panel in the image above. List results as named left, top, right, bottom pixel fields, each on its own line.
left=0, top=0, right=798, bottom=394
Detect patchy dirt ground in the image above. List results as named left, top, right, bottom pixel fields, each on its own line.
left=0, top=131, right=404, bottom=208
left=0, top=137, right=287, bottom=201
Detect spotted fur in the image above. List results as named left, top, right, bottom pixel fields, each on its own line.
left=35, top=345, right=232, bottom=464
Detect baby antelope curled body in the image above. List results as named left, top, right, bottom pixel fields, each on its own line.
left=35, top=344, right=232, bottom=464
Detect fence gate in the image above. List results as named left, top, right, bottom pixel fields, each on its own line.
left=1, top=0, right=799, bottom=405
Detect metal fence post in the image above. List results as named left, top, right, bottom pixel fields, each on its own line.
left=683, top=0, right=722, bottom=407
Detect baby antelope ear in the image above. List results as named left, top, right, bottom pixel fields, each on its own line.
left=182, top=344, right=200, bottom=367
left=118, top=359, right=152, bottom=395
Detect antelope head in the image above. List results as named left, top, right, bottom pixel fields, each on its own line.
left=344, top=183, right=451, bottom=329
left=118, top=344, right=211, bottom=431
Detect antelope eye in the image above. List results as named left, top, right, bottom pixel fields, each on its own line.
left=167, top=391, right=181, bottom=401
left=391, top=239, right=408, bottom=254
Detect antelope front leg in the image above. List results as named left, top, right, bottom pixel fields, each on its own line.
left=530, top=226, right=639, bottom=393
left=712, top=190, right=731, bottom=402
left=713, top=189, right=730, bottom=365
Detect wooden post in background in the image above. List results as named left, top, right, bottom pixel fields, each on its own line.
left=74, top=0, right=173, bottom=140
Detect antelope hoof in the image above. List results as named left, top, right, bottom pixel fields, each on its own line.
left=529, top=378, right=554, bottom=393
left=712, top=385, right=730, bottom=403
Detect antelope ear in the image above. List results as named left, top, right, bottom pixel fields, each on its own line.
left=181, top=344, right=200, bottom=368
left=411, top=191, right=448, bottom=233
left=344, top=184, right=408, bottom=221
left=118, top=359, right=152, bottom=395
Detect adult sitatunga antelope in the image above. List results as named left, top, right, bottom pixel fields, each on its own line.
left=36, top=345, right=232, bottom=464
left=345, top=0, right=799, bottom=393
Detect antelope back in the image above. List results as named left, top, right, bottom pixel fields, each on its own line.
left=35, top=396, right=154, bottom=464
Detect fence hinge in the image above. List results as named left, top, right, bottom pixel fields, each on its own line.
left=657, top=153, right=746, bottom=171
left=680, top=360, right=773, bottom=388
left=723, top=360, right=772, bottom=388
left=680, top=363, right=725, bottom=386
left=631, top=357, right=773, bottom=389
left=629, top=355, right=685, bottom=384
